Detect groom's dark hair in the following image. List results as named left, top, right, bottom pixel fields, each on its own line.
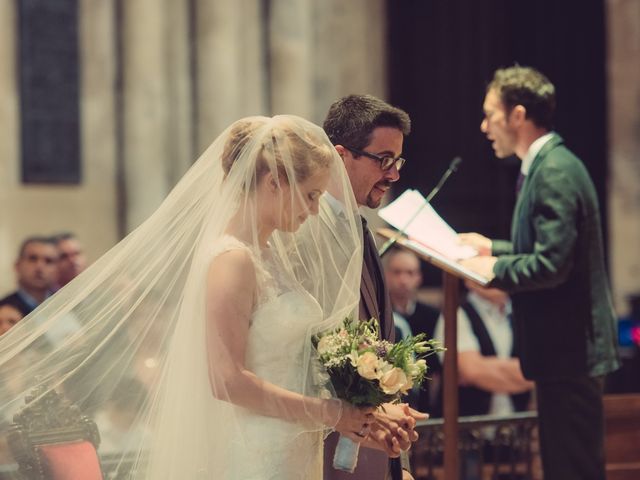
left=323, top=94, right=411, bottom=150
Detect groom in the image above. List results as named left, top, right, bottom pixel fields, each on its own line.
left=323, top=94, right=423, bottom=480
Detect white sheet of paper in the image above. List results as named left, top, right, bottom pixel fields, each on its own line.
left=378, top=189, right=477, bottom=260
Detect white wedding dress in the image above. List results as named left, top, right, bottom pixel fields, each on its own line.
left=213, top=236, right=326, bottom=480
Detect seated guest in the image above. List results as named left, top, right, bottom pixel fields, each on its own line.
left=0, top=236, right=59, bottom=316
left=0, top=299, right=25, bottom=336
left=1, top=236, right=80, bottom=348
left=52, top=232, right=88, bottom=289
left=433, top=280, right=533, bottom=418
left=384, top=248, right=441, bottom=412
left=384, top=248, right=440, bottom=339
left=0, top=301, right=28, bottom=428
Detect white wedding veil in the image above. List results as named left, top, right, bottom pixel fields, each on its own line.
left=0, top=115, right=363, bottom=478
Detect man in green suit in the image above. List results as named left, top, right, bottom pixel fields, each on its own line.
left=460, top=66, right=620, bottom=480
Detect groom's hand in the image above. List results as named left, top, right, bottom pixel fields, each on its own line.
left=363, top=423, right=402, bottom=457
left=373, top=403, right=427, bottom=451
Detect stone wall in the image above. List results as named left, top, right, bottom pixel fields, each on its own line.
left=0, top=0, right=118, bottom=297
left=0, top=0, right=386, bottom=296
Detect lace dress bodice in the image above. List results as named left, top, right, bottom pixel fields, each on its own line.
left=208, top=236, right=325, bottom=479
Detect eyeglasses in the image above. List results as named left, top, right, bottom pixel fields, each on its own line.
left=343, top=146, right=406, bottom=172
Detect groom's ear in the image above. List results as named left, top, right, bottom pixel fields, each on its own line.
left=334, top=145, right=347, bottom=159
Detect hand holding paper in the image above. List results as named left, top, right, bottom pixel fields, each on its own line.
left=458, top=232, right=492, bottom=256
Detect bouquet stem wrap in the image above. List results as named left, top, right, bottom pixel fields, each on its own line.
left=333, top=434, right=360, bottom=473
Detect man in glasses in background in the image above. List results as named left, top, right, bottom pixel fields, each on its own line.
left=322, top=94, right=421, bottom=480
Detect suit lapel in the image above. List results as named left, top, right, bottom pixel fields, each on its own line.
left=361, top=226, right=394, bottom=342
left=511, top=134, right=565, bottom=239
left=527, top=133, right=564, bottom=179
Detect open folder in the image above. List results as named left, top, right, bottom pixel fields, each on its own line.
left=378, top=189, right=490, bottom=285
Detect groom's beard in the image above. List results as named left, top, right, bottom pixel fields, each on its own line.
left=366, top=180, right=392, bottom=209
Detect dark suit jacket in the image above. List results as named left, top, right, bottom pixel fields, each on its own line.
left=490, top=134, right=620, bottom=381
left=323, top=214, right=400, bottom=480
left=359, top=225, right=395, bottom=344
left=0, top=291, right=34, bottom=317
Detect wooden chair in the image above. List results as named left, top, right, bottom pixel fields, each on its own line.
left=7, top=385, right=103, bottom=480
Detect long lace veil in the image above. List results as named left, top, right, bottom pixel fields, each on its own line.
left=0, top=115, right=363, bottom=478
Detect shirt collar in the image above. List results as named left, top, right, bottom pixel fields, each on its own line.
left=521, top=132, right=554, bottom=176
left=324, top=192, right=347, bottom=220
left=394, top=299, right=416, bottom=316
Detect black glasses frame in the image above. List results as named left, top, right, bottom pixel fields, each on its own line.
left=343, top=146, right=406, bottom=171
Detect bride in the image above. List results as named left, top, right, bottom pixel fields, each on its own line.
left=0, top=116, right=371, bottom=479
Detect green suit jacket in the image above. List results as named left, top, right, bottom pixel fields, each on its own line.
left=490, top=133, right=620, bottom=381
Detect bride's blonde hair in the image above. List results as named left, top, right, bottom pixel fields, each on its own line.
left=222, top=117, right=333, bottom=187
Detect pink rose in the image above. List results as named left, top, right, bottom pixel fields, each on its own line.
left=356, top=352, right=382, bottom=380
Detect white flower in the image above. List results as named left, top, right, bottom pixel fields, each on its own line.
left=379, top=367, right=408, bottom=395
left=347, top=352, right=359, bottom=367
left=414, top=341, right=431, bottom=353
left=356, top=352, right=382, bottom=380
left=408, top=358, right=427, bottom=377
left=317, top=336, right=332, bottom=355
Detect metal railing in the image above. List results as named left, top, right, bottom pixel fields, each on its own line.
left=411, top=411, right=539, bottom=480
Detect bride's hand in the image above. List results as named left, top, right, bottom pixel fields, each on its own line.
left=330, top=400, right=375, bottom=442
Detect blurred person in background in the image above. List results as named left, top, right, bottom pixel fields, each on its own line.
left=384, top=248, right=440, bottom=342
left=384, top=248, right=441, bottom=413
left=433, top=280, right=533, bottom=480
left=0, top=236, right=59, bottom=316
left=433, top=280, right=533, bottom=418
left=52, top=232, right=88, bottom=289
left=0, top=299, right=25, bottom=337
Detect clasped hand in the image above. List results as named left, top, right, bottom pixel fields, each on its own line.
left=367, top=403, right=427, bottom=457
left=332, top=400, right=426, bottom=457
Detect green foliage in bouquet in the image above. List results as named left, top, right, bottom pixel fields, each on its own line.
left=313, top=317, right=444, bottom=407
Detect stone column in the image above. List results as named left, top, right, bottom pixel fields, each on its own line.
left=0, top=0, right=19, bottom=294
left=166, top=0, right=196, bottom=185
left=310, top=0, right=387, bottom=123
left=121, top=0, right=194, bottom=231
left=195, top=0, right=267, bottom=153
left=0, top=0, right=18, bottom=187
left=269, top=0, right=314, bottom=118
left=269, top=0, right=387, bottom=125
left=78, top=0, right=119, bottom=252
left=607, top=0, right=640, bottom=313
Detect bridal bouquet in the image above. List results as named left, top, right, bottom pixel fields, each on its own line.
left=313, top=317, right=443, bottom=472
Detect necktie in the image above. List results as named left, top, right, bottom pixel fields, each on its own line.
left=360, top=216, right=385, bottom=322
